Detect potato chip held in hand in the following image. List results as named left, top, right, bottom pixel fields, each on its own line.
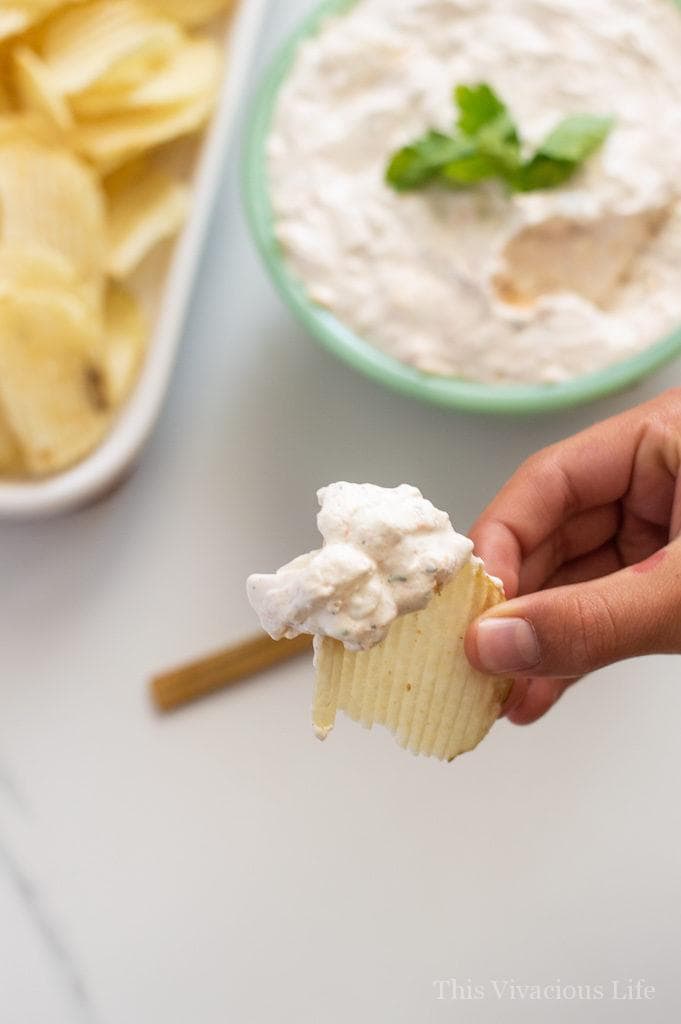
left=248, top=483, right=512, bottom=763
left=314, top=559, right=512, bottom=762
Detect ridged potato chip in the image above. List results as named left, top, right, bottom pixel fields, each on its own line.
left=0, top=0, right=228, bottom=478
left=100, top=152, right=148, bottom=190
left=71, top=38, right=221, bottom=117
left=142, top=0, right=235, bottom=29
left=0, top=242, right=103, bottom=338
left=0, top=74, right=10, bottom=112
left=0, top=10, right=32, bottom=43
left=106, top=165, right=188, bottom=277
left=80, top=35, right=179, bottom=96
left=313, top=560, right=512, bottom=762
left=38, top=0, right=180, bottom=95
left=0, top=134, right=107, bottom=293
left=0, top=288, right=108, bottom=475
left=13, top=45, right=73, bottom=130
left=1, top=1, right=83, bottom=42
left=74, top=89, right=217, bottom=170
left=0, top=405, right=21, bottom=473
left=0, top=242, right=80, bottom=294
left=0, top=111, right=59, bottom=146
left=102, top=282, right=146, bottom=405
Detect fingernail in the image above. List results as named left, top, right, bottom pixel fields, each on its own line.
left=476, top=617, right=540, bottom=673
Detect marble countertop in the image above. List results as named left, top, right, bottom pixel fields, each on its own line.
left=1, top=4, right=680, bottom=1022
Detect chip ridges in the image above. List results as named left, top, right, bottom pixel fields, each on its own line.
left=106, top=166, right=189, bottom=278
left=313, top=560, right=512, bottom=762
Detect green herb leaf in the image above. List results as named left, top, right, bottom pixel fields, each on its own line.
left=509, top=155, right=577, bottom=192
left=476, top=113, right=521, bottom=170
left=385, top=84, right=613, bottom=195
left=438, top=111, right=522, bottom=186
left=439, top=151, right=500, bottom=185
left=385, top=130, right=473, bottom=190
left=455, top=83, right=507, bottom=137
left=537, top=114, right=614, bottom=164
left=509, top=115, right=613, bottom=192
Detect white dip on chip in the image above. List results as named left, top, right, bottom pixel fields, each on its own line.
left=268, top=0, right=681, bottom=384
left=247, top=482, right=474, bottom=650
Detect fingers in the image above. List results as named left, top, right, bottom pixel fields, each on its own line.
left=466, top=540, right=681, bottom=679
left=469, top=394, right=681, bottom=591
left=500, top=676, right=580, bottom=725
left=468, top=391, right=681, bottom=722
left=517, top=503, right=620, bottom=594
left=471, top=505, right=621, bottom=598
left=544, top=542, right=622, bottom=588
left=506, top=678, right=578, bottom=725
left=620, top=403, right=681, bottom=531
left=476, top=503, right=666, bottom=597
left=470, top=406, right=644, bottom=566
left=545, top=516, right=667, bottom=588
left=499, top=677, right=530, bottom=717
left=616, top=508, right=669, bottom=567
left=469, top=518, right=522, bottom=597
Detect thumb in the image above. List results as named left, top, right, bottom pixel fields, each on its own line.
left=466, top=544, right=681, bottom=679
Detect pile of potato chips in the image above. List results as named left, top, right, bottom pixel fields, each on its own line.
left=0, top=0, right=234, bottom=478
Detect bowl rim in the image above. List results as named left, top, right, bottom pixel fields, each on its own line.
left=243, top=0, right=681, bottom=415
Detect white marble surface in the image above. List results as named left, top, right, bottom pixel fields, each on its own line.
left=1, top=3, right=681, bottom=1022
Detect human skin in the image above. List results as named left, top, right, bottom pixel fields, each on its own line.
left=464, top=388, right=681, bottom=725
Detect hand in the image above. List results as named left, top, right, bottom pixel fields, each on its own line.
left=464, top=388, right=681, bottom=725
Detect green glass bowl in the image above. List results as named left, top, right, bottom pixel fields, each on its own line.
left=243, top=0, right=681, bottom=414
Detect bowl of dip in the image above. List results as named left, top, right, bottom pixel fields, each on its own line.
left=244, top=0, right=681, bottom=414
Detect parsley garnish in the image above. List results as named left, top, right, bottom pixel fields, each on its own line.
left=386, top=83, right=613, bottom=194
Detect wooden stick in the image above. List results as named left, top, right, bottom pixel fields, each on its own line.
left=151, top=632, right=313, bottom=712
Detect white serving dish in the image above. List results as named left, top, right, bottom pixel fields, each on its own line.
left=0, top=0, right=267, bottom=520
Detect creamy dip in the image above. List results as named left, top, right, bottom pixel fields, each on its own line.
left=268, top=0, right=681, bottom=384
left=247, top=482, right=474, bottom=650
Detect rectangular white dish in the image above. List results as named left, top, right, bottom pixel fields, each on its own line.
left=0, top=0, right=268, bottom=520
